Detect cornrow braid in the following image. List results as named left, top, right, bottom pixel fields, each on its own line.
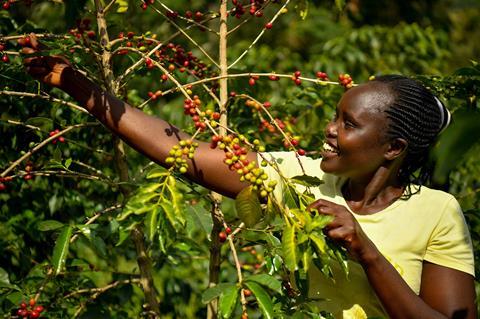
left=372, top=75, right=449, bottom=196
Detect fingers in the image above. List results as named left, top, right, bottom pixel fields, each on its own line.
left=29, top=33, right=41, bottom=50
left=307, top=199, right=332, bottom=213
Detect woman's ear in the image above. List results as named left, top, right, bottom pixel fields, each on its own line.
left=385, top=138, right=407, bottom=161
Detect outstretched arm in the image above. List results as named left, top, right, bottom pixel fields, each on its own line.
left=24, top=44, right=256, bottom=198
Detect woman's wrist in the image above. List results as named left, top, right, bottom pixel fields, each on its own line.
left=357, top=240, right=382, bottom=268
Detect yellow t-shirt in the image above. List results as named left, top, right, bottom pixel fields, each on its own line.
left=259, top=152, right=475, bottom=318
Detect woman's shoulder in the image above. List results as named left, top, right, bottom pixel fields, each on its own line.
left=410, top=184, right=457, bottom=206
left=408, top=185, right=463, bottom=223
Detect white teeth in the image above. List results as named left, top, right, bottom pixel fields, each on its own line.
left=323, top=142, right=337, bottom=153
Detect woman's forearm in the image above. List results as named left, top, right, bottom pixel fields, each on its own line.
left=361, top=252, right=447, bottom=319
left=60, top=67, right=253, bottom=197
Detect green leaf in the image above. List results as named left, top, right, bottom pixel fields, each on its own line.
left=139, top=183, right=162, bottom=194
left=309, top=233, right=327, bottom=255
left=160, top=200, right=180, bottom=230
left=52, top=226, right=73, bottom=275
left=283, top=184, right=300, bottom=208
left=202, top=283, right=235, bottom=304
left=38, top=220, right=64, bottom=231
left=245, top=274, right=282, bottom=294
left=301, top=245, right=313, bottom=272
left=282, top=220, right=297, bottom=271
left=146, top=167, right=168, bottom=179
left=64, top=158, right=72, bottom=169
left=433, top=109, right=480, bottom=184
left=0, top=267, right=17, bottom=289
left=244, top=281, right=275, bottom=319
left=219, top=285, right=238, bottom=318
left=235, top=186, right=262, bottom=227
left=145, top=207, right=159, bottom=241
left=291, top=175, right=324, bottom=187
left=167, top=177, right=185, bottom=225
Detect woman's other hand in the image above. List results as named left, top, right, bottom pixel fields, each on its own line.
left=307, top=199, right=379, bottom=264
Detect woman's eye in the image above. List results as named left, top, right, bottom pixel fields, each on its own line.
left=344, top=120, right=355, bottom=128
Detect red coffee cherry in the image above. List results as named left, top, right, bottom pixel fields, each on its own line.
left=219, top=231, right=227, bottom=243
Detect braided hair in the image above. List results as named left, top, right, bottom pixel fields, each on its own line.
left=372, top=75, right=450, bottom=195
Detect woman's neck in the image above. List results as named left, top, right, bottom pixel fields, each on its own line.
left=342, top=165, right=405, bottom=214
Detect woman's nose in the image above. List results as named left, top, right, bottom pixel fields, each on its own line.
left=324, top=120, right=337, bottom=138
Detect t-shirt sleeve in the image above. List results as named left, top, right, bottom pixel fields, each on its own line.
left=424, top=196, right=475, bottom=277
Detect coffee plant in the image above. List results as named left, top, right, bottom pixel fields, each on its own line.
left=1, top=0, right=479, bottom=318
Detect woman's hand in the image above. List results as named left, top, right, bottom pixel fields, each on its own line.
left=22, top=34, right=72, bottom=89
left=307, top=199, right=379, bottom=264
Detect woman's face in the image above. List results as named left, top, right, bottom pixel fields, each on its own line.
left=320, top=83, right=395, bottom=181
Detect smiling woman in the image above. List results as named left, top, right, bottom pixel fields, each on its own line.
left=260, top=76, right=476, bottom=318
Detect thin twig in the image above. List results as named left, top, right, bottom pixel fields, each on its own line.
left=151, top=4, right=220, bottom=69
left=228, top=0, right=291, bottom=69
left=64, top=278, right=140, bottom=299
left=0, top=90, right=89, bottom=114
left=0, top=123, right=97, bottom=178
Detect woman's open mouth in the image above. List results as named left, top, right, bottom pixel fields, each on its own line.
left=322, top=142, right=338, bottom=156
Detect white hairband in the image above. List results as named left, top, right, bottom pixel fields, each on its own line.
left=434, top=96, right=451, bottom=134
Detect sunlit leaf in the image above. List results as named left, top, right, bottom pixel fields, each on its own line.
left=309, top=232, right=327, bottom=255
left=145, top=207, right=160, bottom=241
left=283, top=184, right=300, bottom=208
left=282, top=220, right=297, bottom=271
left=291, top=175, right=324, bottom=187
left=235, top=185, right=262, bottom=227
left=219, top=284, right=238, bottom=318
left=160, top=200, right=180, bottom=230
left=244, top=281, right=275, bottom=319
left=146, top=167, right=168, bottom=179
left=139, top=183, right=162, bottom=194
left=202, top=283, right=235, bottom=304
left=245, top=274, right=282, bottom=294
left=52, top=226, right=73, bottom=275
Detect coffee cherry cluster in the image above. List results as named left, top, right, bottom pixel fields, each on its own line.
left=248, top=75, right=259, bottom=86
left=230, top=0, right=268, bottom=19
left=183, top=96, right=209, bottom=130
left=292, top=70, right=302, bottom=86
left=338, top=73, right=353, bottom=89
left=23, top=161, right=34, bottom=181
left=210, top=135, right=275, bottom=198
left=140, top=0, right=154, bottom=10
left=15, top=299, right=45, bottom=318
left=0, top=175, right=13, bottom=191
left=68, top=19, right=96, bottom=41
left=165, top=140, right=198, bottom=174
left=49, top=129, right=65, bottom=144
left=218, top=226, right=234, bottom=244
left=316, top=71, right=329, bottom=81
left=244, top=99, right=271, bottom=111
left=259, top=117, right=285, bottom=133
left=268, top=73, right=280, bottom=81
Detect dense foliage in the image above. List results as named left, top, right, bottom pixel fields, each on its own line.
left=1, top=0, right=479, bottom=318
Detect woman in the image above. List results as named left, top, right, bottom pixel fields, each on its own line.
left=24, top=37, right=476, bottom=318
